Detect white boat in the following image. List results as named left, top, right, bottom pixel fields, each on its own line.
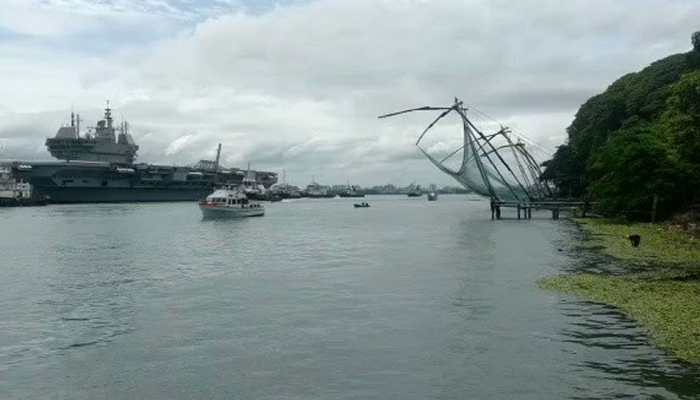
left=199, top=186, right=265, bottom=218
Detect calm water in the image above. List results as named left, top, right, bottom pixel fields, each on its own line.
left=1, top=195, right=698, bottom=399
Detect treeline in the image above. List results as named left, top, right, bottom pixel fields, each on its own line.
left=542, top=32, right=700, bottom=220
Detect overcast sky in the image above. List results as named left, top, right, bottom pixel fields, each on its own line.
left=0, top=0, right=697, bottom=186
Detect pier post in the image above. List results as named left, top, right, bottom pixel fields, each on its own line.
left=551, top=208, right=560, bottom=220
left=496, top=205, right=501, bottom=220
left=490, top=200, right=495, bottom=220
left=517, top=205, right=521, bottom=220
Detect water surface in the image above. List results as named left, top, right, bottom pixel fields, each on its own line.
left=1, top=195, right=698, bottom=399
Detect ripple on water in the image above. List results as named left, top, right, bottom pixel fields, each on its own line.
left=1, top=198, right=699, bottom=399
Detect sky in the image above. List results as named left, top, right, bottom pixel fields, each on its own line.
left=0, top=0, right=697, bottom=187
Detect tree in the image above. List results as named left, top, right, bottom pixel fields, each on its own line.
left=588, top=126, right=688, bottom=219
left=543, top=42, right=700, bottom=219
left=658, top=71, right=700, bottom=202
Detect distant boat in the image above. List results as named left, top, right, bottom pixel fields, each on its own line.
left=241, top=164, right=269, bottom=200
left=339, top=184, right=365, bottom=198
left=427, top=192, right=438, bottom=201
left=269, top=183, right=302, bottom=199
left=304, top=181, right=334, bottom=198
left=199, top=186, right=264, bottom=218
left=407, top=184, right=423, bottom=197
left=353, top=202, right=370, bottom=208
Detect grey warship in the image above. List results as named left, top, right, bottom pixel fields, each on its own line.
left=10, top=104, right=277, bottom=203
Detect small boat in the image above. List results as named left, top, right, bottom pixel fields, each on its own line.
left=199, top=186, right=265, bottom=218
left=406, top=183, right=423, bottom=197
left=353, top=202, right=370, bottom=208
left=427, top=192, right=438, bottom=201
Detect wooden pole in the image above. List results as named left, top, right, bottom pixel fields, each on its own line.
left=651, top=194, right=659, bottom=223
left=552, top=208, right=559, bottom=220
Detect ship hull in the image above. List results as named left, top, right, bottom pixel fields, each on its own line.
left=37, top=187, right=211, bottom=203
left=199, top=205, right=265, bottom=218
left=10, top=161, right=277, bottom=204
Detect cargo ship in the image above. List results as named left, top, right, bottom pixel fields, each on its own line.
left=9, top=104, right=277, bottom=203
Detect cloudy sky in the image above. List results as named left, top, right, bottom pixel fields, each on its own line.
left=0, top=0, right=697, bottom=186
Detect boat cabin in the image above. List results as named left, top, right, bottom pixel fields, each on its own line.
left=202, top=187, right=262, bottom=208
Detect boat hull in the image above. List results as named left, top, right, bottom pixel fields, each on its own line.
left=199, top=205, right=265, bottom=218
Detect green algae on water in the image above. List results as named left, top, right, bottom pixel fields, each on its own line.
left=541, top=219, right=700, bottom=364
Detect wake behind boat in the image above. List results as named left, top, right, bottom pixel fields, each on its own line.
left=199, top=186, right=264, bottom=218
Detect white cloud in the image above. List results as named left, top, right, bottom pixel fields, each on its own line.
left=165, top=134, right=195, bottom=155
left=0, top=0, right=698, bottom=186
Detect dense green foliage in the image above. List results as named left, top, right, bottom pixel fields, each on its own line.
left=543, top=33, right=700, bottom=220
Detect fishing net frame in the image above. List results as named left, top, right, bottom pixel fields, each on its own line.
left=379, top=98, right=552, bottom=203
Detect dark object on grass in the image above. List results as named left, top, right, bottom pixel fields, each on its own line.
left=628, top=234, right=641, bottom=247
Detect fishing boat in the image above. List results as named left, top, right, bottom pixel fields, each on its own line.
left=407, top=183, right=423, bottom=197
left=199, top=186, right=264, bottom=218
left=353, top=202, right=370, bottom=208
left=427, top=184, right=438, bottom=201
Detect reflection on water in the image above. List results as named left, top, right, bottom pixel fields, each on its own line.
left=0, top=197, right=698, bottom=399
left=551, top=221, right=700, bottom=399
left=558, top=300, right=700, bottom=399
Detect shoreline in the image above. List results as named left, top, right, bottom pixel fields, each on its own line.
left=539, top=218, right=700, bottom=364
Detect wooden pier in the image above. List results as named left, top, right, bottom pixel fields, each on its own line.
left=490, top=200, right=589, bottom=220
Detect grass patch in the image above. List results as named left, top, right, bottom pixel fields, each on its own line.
left=541, top=219, right=700, bottom=364
left=574, top=219, right=700, bottom=266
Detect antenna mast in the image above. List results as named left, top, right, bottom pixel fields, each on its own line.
left=214, top=143, right=222, bottom=172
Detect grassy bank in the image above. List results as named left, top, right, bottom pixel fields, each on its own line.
left=539, top=219, right=700, bottom=364
left=575, top=219, right=699, bottom=266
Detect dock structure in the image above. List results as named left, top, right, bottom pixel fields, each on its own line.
left=379, top=98, right=584, bottom=220
left=489, top=200, right=590, bottom=220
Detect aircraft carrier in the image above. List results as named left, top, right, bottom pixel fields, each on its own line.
left=8, top=104, right=277, bottom=203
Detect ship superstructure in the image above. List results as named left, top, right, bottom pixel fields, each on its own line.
left=46, top=103, right=138, bottom=164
